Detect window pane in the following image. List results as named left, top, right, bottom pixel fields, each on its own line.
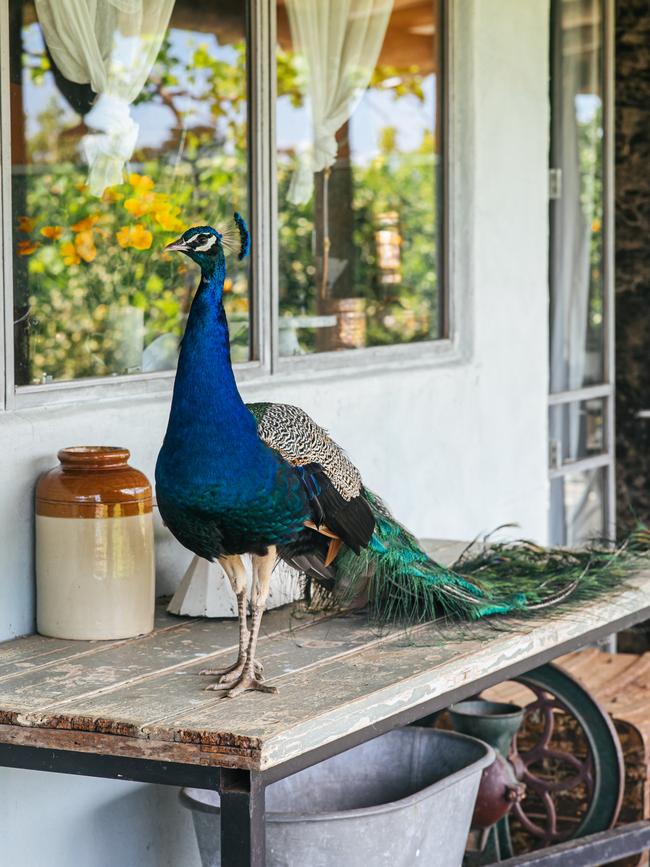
left=276, top=0, right=443, bottom=356
left=10, top=1, right=249, bottom=386
left=549, top=398, right=606, bottom=468
left=549, top=467, right=606, bottom=546
left=549, top=0, right=605, bottom=393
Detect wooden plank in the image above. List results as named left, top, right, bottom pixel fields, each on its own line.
left=496, top=820, right=650, bottom=866
left=57, top=570, right=645, bottom=766
left=0, top=723, right=257, bottom=769
left=0, top=606, right=328, bottom=718
left=0, top=602, right=194, bottom=680
left=0, top=540, right=465, bottom=720
left=557, top=648, right=640, bottom=694
left=484, top=648, right=643, bottom=707
left=8, top=614, right=395, bottom=740
left=0, top=567, right=647, bottom=773
left=0, top=540, right=459, bottom=680
left=245, top=572, right=650, bottom=767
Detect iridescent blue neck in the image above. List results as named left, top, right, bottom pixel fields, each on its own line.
left=165, top=256, right=256, bottom=448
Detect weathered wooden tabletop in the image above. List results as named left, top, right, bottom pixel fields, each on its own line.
left=1, top=541, right=649, bottom=775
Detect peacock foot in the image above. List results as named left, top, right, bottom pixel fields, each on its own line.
left=200, top=655, right=264, bottom=685
left=224, top=670, right=278, bottom=698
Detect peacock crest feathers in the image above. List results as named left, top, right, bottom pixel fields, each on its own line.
left=233, top=212, right=250, bottom=260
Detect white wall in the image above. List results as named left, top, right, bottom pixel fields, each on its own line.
left=0, top=1, right=550, bottom=864
left=0, top=769, right=201, bottom=867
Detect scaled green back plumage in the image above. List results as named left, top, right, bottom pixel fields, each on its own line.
left=334, top=490, right=649, bottom=626
left=247, top=401, right=649, bottom=628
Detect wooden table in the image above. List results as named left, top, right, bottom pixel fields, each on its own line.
left=1, top=542, right=650, bottom=867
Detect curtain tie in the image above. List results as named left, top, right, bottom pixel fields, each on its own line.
left=82, top=93, right=139, bottom=196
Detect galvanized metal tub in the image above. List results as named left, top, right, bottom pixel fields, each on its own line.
left=181, top=727, right=493, bottom=867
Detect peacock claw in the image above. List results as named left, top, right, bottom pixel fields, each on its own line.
left=224, top=672, right=278, bottom=698
left=199, top=656, right=263, bottom=683
left=214, top=661, right=264, bottom=687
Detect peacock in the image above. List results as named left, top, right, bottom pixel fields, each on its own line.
left=155, top=215, right=648, bottom=698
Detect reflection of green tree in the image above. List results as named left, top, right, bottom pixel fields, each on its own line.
left=19, top=32, right=441, bottom=383
left=277, top=61, right=439, bottom=349
left=18, top=32, right=250, bottom=384
left=577, top=104, right=603, bottom=352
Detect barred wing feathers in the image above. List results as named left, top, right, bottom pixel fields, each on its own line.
left=246, top=403, right=647, bottom=626
left=247, top=402, right=375, bottom=553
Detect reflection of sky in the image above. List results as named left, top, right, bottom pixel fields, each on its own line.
left=24, top=16, right=435, bottom=166
left=22, top=24, right=243, bottom=152
left=575, top=93, right=602, bottom=125
left=353, top=77, right=436, bottom=164
left=22, top=24, right=76, bottom=138
left=277, top=75, right=436, bottom=166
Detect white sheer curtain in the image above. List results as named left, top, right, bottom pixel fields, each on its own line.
left=285, top=0, right=393, bottom=205
left=35, top=0, right=174, bottom=196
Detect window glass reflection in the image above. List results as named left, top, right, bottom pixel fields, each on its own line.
left=10, top=0, right=249, bottom=385
left=549, top=0, right=605, bottom=393
left=276, top=0, right=443, bottom=355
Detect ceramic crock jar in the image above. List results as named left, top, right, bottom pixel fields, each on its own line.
left=35, top=447, right=155, bottom=640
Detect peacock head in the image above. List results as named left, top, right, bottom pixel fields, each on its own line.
left=164, top=213, right=250, bottom=270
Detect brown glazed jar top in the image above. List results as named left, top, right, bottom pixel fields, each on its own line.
left=36, top=447, right=153, bottom=519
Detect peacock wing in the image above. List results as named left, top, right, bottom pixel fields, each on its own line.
left=247, top=402, right=375, bottom=554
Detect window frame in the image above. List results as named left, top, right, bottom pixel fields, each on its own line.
left=0, top=0, right=454, bottom=411
left=546, top=0, right=616, bottom=543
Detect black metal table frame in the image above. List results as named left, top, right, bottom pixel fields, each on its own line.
left=1, top=611, right=649, bottom=867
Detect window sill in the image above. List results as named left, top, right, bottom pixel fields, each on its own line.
left=270, top=337, right=461, bottom=386
left=8, top=337, right=463, bottom=411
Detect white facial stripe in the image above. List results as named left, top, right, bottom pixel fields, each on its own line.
left=192, top=235, right=218, bottom=252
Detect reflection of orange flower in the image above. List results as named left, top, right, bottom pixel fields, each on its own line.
left=61, top=242, right=81, bottom=266
left=75, top=230, right=97, bottom=262
left=124, top=195, right=154, bottom=218
left=223, top=278, right=233, bottom=294
left=18, top=216, right=37, bottom=233
left=229, top=297, right=249, bottom=313
left=153, top=205, right=184, bottom=232
left=72, top=215, right=98, bottom=233
left=40, top=225, right=64, bottom=240
left=128, top=173, right=154, bottom=194
left=591, top=218, right=601, bottom=234
left=116, top=224, right=153, bottom=251
left=17, top=239, right=39, bottom=256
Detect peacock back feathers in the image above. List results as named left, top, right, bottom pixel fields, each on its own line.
left=247, top=400, right=649, bottom=626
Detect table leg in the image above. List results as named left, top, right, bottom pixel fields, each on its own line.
left=219, top=768, right=266, bottom=867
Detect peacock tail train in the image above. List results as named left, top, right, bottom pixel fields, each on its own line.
left=332, top=489, right=650, bottom=626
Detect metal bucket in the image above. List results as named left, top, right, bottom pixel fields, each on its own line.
left=181, top=728, right=493, bottom=867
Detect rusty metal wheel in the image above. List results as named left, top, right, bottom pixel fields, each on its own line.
left=492, top=662, right=625, bottom=859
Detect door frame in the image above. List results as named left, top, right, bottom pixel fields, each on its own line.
left=547, top=0, right=616, bottom=543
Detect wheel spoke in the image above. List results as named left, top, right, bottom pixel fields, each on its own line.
left=478, top=661, right=624, bottom=856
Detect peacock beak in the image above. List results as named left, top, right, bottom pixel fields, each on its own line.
left=164, top=238, right=187, bottom=253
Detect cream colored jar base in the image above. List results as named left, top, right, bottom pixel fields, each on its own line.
left=36, top=514, right=155, bottom=640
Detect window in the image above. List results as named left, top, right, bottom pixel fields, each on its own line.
left=3, top=0, right=448, bottom=396
left=548, top=0, right=614, bottom=545
left=276, top=0, right=445, bottom=355
left=9, top=0, right=249, bottom=386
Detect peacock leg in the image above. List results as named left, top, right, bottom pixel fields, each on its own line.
left=225, top=546, right=278, bottom=697
left=201, top=555, right=262, bottom=686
